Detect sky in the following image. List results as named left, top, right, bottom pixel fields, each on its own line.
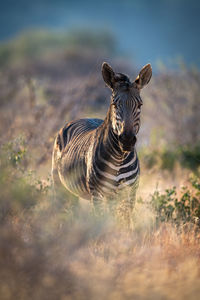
left=0, top=0, right=200, bottom=69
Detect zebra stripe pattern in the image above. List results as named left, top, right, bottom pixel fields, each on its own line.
left=52, top=62, right=152, bottom=214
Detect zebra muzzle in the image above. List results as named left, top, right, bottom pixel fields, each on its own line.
left=119, top=133, right=137, bottom=151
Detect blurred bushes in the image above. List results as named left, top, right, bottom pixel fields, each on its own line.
left=0, top=29, right=116, bottom=68
left=141, top=66, right=200, bottom=148
left=140, top=143, right=200, bottom=172
left=0, top=137, right=44, bottom=222
left=1, top=135, right=27, bottom=167
left=150, top=174, right=200, bottom=225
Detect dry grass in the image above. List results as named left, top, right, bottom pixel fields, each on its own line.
left=1, top=202, right=200, bottom=300
left=82, top=224, right=200, bottom=300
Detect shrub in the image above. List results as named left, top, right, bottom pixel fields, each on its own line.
left=179, top=144, right=200, bottom=171
left=142, top=67, right=200, bottom=147
left=150, top=174, right=200, bottom=225
left=0, top=137, right=46, bottom=222
left=140, top=144, right=200, bottom=172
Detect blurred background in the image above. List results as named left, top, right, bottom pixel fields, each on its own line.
left=1, top=0, right=200, bottom=69
left=0, top=1, right=200, bottom=299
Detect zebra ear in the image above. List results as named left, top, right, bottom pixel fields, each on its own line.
left=134, top=64, right=152, bottom=89
left=102, top=62, right=115, bottom=89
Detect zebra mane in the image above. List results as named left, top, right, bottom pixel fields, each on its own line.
left=114, top=73, right=131, bottom=84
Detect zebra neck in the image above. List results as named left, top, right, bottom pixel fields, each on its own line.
left=99, top=113, right=135, bottom=164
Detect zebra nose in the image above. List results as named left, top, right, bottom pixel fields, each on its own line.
left=119, top=132, right=137, bottom=145
left=129, top=134, right=137, bottom=145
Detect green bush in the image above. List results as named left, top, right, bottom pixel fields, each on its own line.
left=160, top=150, right=176, bottom=171
left=141, top=144, right=200, bottom=172
left=180, top=144, right=200, bottom=171
left=1, top=136, right=27, bottom=168
left=150, top=174, right=200, bottom=225
left=0, top=137, right=47, bottom=222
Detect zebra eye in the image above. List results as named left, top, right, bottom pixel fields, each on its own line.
left=136, top=104, right=142, bottom=114
left=137, top=104, right=142, bottom=111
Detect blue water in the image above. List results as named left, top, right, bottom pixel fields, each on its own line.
left=0, top=0, right=200, bottom=69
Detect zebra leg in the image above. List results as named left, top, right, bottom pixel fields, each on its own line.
left=51, top=166, right=67, bottom=205
left=52, top=167, right=79, bottom=217
left=51, top=141, right=61, bottom=201
left=91, top=194, right=104, bottom=216
left=51, top=143, right=72, bottom=202
left=117, top=187, right=137, bottom=229
left=127, top=190, right=136, bottom=230
left=107, top=196, right=118, bottom=216
left=125, top=182, right=139, bottom=229
left=129, top=178, right=139, bottom=215
left=129, top=187, right=137, bottom=212
left=51, top=167, right=64, bottom=200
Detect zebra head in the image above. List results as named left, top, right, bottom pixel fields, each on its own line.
left=102, top=62, right=152, bottom=151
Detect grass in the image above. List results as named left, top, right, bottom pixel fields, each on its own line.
left=0, top=140, right=200, bottom=300
left=1, top=198, right=200, bottom=299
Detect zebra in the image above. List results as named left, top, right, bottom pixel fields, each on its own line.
left=52, top=62, right=152, bottom=219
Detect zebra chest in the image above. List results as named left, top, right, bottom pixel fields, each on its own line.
left=111, top=165, right=137, bottom=186
left=89, top=156, right=139, bottom=196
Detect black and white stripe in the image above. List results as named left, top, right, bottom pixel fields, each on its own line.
left=52, top=62, right=152, bottom=214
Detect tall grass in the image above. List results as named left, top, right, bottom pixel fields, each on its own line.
left=0, top=139, right=200, bottom=300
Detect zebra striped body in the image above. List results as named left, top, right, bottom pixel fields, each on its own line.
left=52, top=62, right=152, bottom=214
left=53, top=117, right=139, bottom=201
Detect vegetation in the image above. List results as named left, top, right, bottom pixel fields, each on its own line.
left=150, top=175, right=200, bottom=225
left=0, top=138, right=200, bottom=299
left=0, top=30, right=200, bottom=299
left=141, top=144, right=200, bottom=172
left=0, top=29, right=116, bottom=68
